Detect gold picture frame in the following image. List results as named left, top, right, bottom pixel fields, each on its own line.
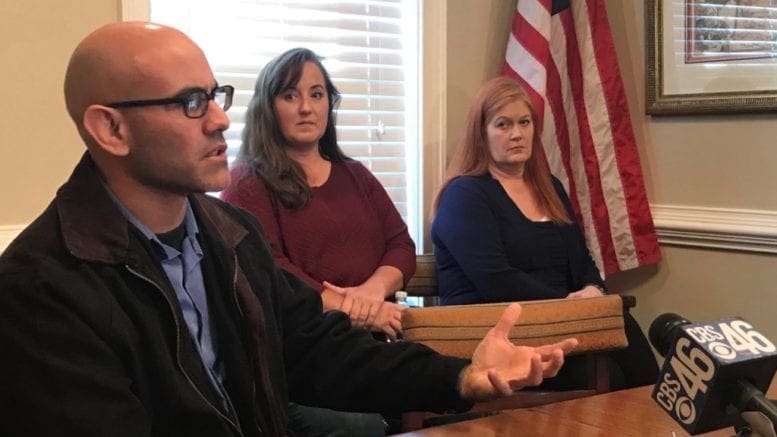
left=646, top=0, right=777, bottom=115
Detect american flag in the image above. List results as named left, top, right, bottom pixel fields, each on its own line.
left=502, top=0, right=661, bottom=276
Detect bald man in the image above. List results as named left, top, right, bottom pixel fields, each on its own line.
left=0, top=22, right=577, bottom=437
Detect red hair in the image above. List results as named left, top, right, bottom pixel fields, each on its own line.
left=433, top=76, right=571, bottom=224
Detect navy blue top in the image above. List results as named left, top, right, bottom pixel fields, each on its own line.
left=431, top=175, right=604, bottom=305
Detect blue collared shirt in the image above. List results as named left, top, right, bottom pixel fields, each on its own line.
left=107, top=190, right=232, bottom=412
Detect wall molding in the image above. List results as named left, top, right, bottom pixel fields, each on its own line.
left=652, top=204, right=777, bottom=254
left=0, top=225, right=25, bottom=253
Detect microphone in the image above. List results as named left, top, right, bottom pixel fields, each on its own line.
left=648, top=313, right=777, bottom=435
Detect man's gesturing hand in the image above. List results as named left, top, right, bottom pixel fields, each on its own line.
left=458, top=303, right=579, bottom=401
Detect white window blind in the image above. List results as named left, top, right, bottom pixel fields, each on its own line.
left=150, top=0, right=420, bottom=244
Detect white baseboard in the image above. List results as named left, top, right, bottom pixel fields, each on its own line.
left=652, top=204, right=777, bottom=254
left=0, top=225, right=25, bottom=254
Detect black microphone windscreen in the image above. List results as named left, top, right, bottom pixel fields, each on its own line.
left=648, top=312, right=691, bottom=357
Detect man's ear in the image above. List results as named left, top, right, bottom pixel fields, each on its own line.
left=82, top=105, right=131, bottom=157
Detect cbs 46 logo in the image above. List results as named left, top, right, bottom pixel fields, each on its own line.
left=686, top=321, right=775, bottom=360
left=655, top=371, right=698, bottom=425
left=655, top=338, right=715, bottom=425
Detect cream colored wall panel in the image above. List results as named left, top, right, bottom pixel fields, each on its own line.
left=609, top=246, right=777, bottom=344
left=1, top=0, right=119, bottom=224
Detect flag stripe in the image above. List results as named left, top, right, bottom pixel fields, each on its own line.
left=572, top=0, right=639, bottom=270
left=504, top=33, right=547, bottom=122
left=544, top=18, right=585, bottom=229
left=503, top=0, right=661, bottom=276
left=504, top=33, right=544, bottom=90
left=571, top=1, right=643, bottom=271
left=518, top=0, right=553, bottom=40
left=584, top=0, right=660, bottom=267
left=513, top=10, right=551, bottom=79
left=557, top=8, right=619, bottom=275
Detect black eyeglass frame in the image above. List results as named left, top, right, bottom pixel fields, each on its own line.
left=105, top=85, right=234, bottom=119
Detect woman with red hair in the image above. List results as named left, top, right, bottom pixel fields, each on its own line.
left=432, top=76, right=656, bottom=389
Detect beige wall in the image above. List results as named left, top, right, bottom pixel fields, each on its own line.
left=4, top=1, right=777, bottom=339
left=445, top=1, right=515, bottom=154
left=0, top=0, right=119, bottom=225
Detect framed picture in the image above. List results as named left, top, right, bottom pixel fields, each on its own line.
left=646, top=0, right=777, bottom=115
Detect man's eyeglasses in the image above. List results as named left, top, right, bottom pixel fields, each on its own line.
left=105, top=85, right=234, bottom=119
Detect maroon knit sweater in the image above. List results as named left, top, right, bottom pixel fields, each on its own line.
left=221, top=160, right=416, bottom=292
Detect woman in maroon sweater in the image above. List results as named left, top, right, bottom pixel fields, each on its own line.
left=221, top=48, right=413, bottom=341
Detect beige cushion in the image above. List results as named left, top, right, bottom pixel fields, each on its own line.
left=402, top=295, right=627, bottom=359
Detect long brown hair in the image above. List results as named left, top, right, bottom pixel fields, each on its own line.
left=237, top=48, right=348, bottom=209
left=433, top=76, right=571, bottom=224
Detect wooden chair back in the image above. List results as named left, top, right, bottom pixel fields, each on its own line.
left=404, top=253, right=437, bottom=296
